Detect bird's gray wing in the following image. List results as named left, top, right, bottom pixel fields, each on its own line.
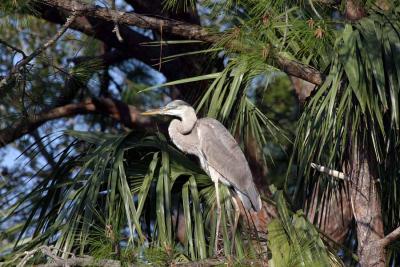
left=197, top=118, right=261, bottom=211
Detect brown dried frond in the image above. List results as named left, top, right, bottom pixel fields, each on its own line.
left=314, top=26, right=324, bottom=39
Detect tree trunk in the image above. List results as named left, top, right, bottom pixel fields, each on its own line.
left=349, top=142, right=385, bottom=266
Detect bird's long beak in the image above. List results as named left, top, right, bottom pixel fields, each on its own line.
left=141, top=108, right=163, bottom=116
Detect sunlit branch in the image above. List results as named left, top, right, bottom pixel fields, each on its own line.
left=39, top=0, right=324, bottom=85
left=311, top=163, right=349, bottom=180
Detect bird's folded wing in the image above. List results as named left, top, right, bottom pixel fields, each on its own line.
left=197, top=118, right=253, bottom=193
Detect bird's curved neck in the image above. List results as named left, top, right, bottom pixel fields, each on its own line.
left=171, top=108, right=197, bottom=134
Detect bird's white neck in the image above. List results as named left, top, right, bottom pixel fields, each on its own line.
left=173, top=108, right=197, bottom=134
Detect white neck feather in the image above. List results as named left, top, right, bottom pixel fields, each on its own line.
left=174, top=107, right=197, bottom=134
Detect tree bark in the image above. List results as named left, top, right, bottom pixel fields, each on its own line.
left=33, top=0, right=324, bottom=86
left=349, top=142, right=385, bottom=266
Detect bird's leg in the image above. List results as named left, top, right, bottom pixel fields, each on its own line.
left=214, top=180, right=221, bottom=256
left=231, top=197, right=240, bottom=254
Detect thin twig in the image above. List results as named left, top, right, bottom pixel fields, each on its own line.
left=0, top=11, right=78, bottom=90
left=0, top=39, right=26, bottom=57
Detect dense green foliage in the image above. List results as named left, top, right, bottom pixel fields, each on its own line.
left=0, top=0, right=399, bottom=266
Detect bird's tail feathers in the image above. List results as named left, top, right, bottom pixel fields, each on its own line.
left=238, top=184, right=262, bottom=212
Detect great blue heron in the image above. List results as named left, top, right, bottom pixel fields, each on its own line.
left=142, top=100, right=262, bottom=252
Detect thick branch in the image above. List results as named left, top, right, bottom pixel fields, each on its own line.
left=0, top=98, right=150, bottom=148
left=379, top=226, right=400, bottom=248
left=276, top=57, right=323, bottom=86
left=37, top=0, right=324, bottom=85
left=41, top=0, right=215, bottom=42
left=34, top=2, right=198, bottom=83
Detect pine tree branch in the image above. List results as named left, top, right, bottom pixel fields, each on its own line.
left=275, top=57, right=323, bottom=86
left=40, top=0, right=215, bottom=42
left=34, top=2, right=196, bottom=85
left=0, top=98, right=151, bottom=148
left=37, top=0, right=324, bottom=85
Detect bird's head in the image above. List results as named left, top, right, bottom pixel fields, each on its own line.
left=141, top=100, right=193, bottom=119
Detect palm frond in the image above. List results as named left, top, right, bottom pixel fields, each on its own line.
left=268, top=190, right=344, bottom=267
left=2, top=129, right=263, bottom=263
left=291, top=9, right=400, bottom=242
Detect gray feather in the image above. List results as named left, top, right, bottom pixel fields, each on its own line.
left=197, top=118, right=262, bottom=212
left=164, top=104, right=262, bottom=212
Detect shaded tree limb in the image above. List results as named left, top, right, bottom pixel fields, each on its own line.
left=379, top=226, right=400, bottom=248
left=123, top=0, right=209, bottom=101
left=34, top=2, right=200, bottom=84
left=275, top=57, right=323, bottom=86
left=38, top=0, right=324, bottom=85
left=0, top=98, right=150, bottom=148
